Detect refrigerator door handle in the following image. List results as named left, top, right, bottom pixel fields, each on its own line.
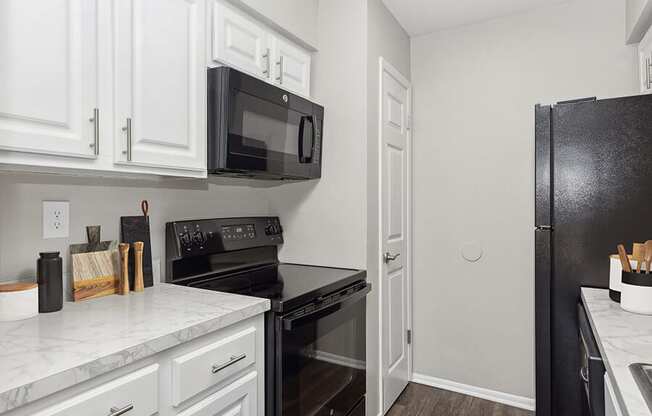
left=535, top=225, right=554, bottom=231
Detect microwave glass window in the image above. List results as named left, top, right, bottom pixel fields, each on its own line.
left=231, top=90, right=311, bottom=162
left=242, top=111, right=299, bottom=155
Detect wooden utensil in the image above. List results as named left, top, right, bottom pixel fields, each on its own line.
left=634, top=243, right=646, bottom=273
left=121, top=201, right=154, bottom=289
left=71, top=226, right=119, bottom=302
left=133, top=241, right=145, bottom=292
left=644, top=240, right=652, bottom=274
left=119, top=243, right=130, bottom=295
left=617, top=244, right=632, bottom=273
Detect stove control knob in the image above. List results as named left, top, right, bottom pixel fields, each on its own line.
left=179, top=232, right=192, bottom=248
left=265, top=225, right=274, bottom=235
left=192, top=231, right=207, bottom=246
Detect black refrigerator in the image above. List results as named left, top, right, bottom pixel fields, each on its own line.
left=535, top=94, right=652, bottom=416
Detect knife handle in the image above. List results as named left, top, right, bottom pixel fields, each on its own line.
left=118, top=243, right=130, bottom=295
left=133, top=242, right=144, bottom=292
left=617, top=244, right=632, bottom=273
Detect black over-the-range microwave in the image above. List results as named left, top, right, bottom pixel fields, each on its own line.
left=207, top=66, right=324, bottom=180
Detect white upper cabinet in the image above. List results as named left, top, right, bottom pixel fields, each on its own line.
left=113, top=0, right=207, bottom=173
left=639, top=27, right=652, bottom=94
left=211, top=1, right=270, bottom=80
left=209, top=0, right=312, bottom=97
left=270, top=36, right=311, bottom=97
left=0, top=0, right=98, bottom=158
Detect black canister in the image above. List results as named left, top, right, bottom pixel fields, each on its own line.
left=37, top=252, right=63, bottom=313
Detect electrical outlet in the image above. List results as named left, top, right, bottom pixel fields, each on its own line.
left=43, top=201, right=70, bottom=239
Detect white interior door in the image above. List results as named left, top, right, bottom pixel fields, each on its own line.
left=380, top=58, right=411, bottom=413
left=0, top=0, right=98, bottom=158
left=114, top=0, right=206, bottom=172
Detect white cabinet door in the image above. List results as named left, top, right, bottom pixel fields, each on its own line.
left=33, top=365, right=159, bottom=416
left=605, top=374, right=624, bottom=416
left=0, top=0, right=98, bottom=158
left=211, top=1, right=271, bottom=80
left=271, top=36, right=311, bottom=97
left=639, top=27, right=652, bottom=93
left=114, top=0, right=206, bottom=173
left=176, top=371, right=257, bottom=416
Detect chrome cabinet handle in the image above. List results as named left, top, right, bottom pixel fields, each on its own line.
left=89, top=108, right=99, bottom=155
left=580, top=367, right=589, bottom=383
left=122, top=118, right=132, bottom=162
left=109, top=404, right=134, bottom=416
left=383, top=252, right=400, bottom=264
left=262, top=48, right=271, bottom=78
left=647, top=57, right=652, bottom=90
left=276, top=56, right=284, bottom=84
left=211, top=353, right=246, bottom=374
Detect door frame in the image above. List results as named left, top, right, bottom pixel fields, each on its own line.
left=377, top=56, right=413, bottom=414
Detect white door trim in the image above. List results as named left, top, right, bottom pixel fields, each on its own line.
left=378, top=56, right=413, bottom=414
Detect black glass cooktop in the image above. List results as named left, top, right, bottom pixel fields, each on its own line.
left=187, top=263, right=366, bottom=313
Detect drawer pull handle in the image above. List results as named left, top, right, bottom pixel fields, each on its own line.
left=211, top=353, right=247, bottom=374
left=109, top=404, right=134, bottom=416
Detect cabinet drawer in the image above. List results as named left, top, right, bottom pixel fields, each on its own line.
left=176, top=371, right=257, bottom=416
left=172, top=326, right=256, bottom=406
left=33, top=364, right=159, bottom=416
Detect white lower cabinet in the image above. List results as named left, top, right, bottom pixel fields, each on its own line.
left=3, top=315, right=264, bottom=416
left=172, top=326, right=257, bottom=406
left=176, top=372, right=257, bottom=416
left=605, top=374, right=624, bottom=416
left=33, top=365, right=159, bottom=416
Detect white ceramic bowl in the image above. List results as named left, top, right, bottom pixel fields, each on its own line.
left=0, top=283, right=39, bottom=321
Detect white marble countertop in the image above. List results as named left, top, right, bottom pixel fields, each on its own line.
left=582, top=287, right=652, bottom=416
left=0, top=283, right=270, bottom=413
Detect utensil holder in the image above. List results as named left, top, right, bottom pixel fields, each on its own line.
left=609, top=255, right=638, bottom=302
left=620, top=271, right=652, bottom=315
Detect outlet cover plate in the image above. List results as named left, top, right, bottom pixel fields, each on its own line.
left=43, top=201, right=70, bottom=239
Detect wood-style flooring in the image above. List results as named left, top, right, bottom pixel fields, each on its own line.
left=386, top=383, right=534, bottom=416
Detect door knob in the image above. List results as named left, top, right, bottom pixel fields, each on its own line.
left=383, top=252, right=400, bottom=264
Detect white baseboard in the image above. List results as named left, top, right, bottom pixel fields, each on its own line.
left=411, top=373, right=535, bottom=411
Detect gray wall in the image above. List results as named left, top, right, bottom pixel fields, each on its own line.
left=0, top=173, right=270, bottom=297
left=410, top=0, right=638, bottom=400
left=266, top=0, right=368, bottom=271
left=366, top=0, right=411, bottom=414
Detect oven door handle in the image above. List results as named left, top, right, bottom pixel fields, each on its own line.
left=282, top=284, right=371, bottom=331
left=298, top=115, right=315, bottom=163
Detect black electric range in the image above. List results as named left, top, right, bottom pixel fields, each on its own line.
left=166, top=217, right=369, bottom=416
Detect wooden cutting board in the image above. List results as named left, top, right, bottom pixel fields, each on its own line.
left=70, top=226, right=119, bottom=302
left=71, top=250, right=119, bottom=301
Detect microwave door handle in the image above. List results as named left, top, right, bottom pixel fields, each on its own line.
left=298, top=116, right=315, bottom=163
left=281, top=284, right=371, bottom=331
left=298, top=116, right=307, bottom=163
left=307, top=116, right=315, bottom=161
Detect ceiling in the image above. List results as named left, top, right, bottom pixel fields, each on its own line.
left=381, top=0, right=560, bottom=36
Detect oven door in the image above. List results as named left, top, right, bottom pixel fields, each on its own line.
left=276, top=284, right=370, bottom=416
